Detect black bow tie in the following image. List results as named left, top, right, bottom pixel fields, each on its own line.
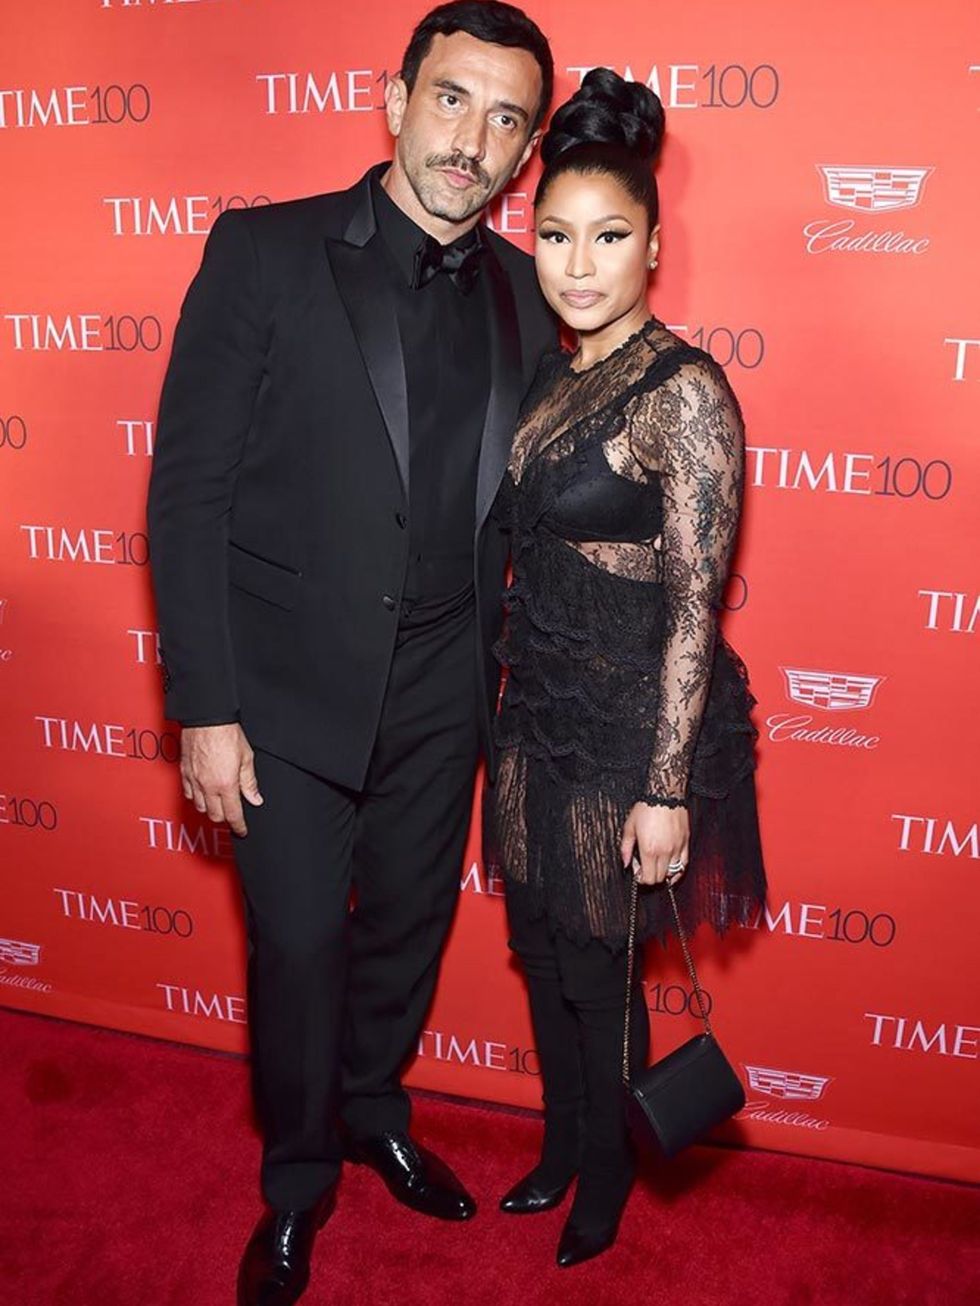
left=412, top=234, right=485, bottom=294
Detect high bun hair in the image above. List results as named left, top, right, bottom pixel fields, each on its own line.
left=535, top=68, right=666, bottom=227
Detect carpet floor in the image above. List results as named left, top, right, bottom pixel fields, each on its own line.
left=1, top=1007, right=977, bottom=1305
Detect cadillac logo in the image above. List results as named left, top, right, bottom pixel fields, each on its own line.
left=743, top=1065, right=832, bottom=1101
left=0, top=938, right=41, bottom=966
left=818, top=165, right=933, bottom=212
left=780, top=667, right=884, bottom=712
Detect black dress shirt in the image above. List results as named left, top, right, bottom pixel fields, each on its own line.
left=371, top=170, right=490, bottom=610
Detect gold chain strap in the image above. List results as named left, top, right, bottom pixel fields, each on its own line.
left=622, top=870, right=714, bottom=1086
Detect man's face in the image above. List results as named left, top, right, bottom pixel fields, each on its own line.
left=385, top=30, right=543, bottom=226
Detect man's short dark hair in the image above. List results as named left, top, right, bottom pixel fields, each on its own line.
left=400, top=1, right=553, bottom=135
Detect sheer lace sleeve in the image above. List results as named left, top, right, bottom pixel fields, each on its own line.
left=633, top=355, right=745, bottom=805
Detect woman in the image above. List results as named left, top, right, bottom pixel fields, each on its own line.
left=484, top=68, right=768, bottom=1267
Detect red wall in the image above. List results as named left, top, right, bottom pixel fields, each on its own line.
left=2, top=0, right=978, bottom=1183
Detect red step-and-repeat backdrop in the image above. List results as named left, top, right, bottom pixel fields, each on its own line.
left=2, top=0, right=977, bottom=1184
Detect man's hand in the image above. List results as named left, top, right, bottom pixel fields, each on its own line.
left=621, top=802, right=689, bottom=887
left=180, top=723, right=263, bottom=837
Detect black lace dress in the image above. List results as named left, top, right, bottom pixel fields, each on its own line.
left=484, top=317, right=768, bottom=950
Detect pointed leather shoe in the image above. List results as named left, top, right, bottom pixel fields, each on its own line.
left=556, top=1213, right=622, bottom=1268
left=237, top=1188, right=335, bottom=1306
left=346, top=1131, right=476, bottom=1220
left=555, top=1165, right=633, bottom=1268
left=499, top=1170, right=575, bottom=1214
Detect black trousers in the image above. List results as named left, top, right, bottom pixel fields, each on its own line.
left=232, top=589, right=480, bottom=1210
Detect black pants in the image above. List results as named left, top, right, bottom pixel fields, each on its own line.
left=232, top=591, right=479, bottom=1210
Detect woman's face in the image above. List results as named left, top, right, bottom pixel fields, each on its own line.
left=534, top=168, right=660, bottom=336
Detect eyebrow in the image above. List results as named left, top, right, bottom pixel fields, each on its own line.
left=432, top=78, right=530, bottom=124
left=537, top=214, right=635, bottom=226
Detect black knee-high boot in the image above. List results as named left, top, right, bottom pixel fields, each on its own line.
left=500, top=888, right=585, bottom=1214
left=556, top=946, right=651, bottom=1267
left=500, top=966, right=585, bottom=1212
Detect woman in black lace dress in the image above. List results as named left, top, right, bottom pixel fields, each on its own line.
left=484, top=69, right=768, bottom=1266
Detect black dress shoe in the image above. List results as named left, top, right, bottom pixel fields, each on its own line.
left=346, top=1130, right=476, bottom=1220
left=499, top=1169, right=575, bottom=1214
left=237, top=1188, right=335, bottom=1306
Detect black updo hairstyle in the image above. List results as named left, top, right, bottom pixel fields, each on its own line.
left=535, top=68, right=666, bottom=228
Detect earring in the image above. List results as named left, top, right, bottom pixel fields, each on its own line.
left=648, top=258, right=658, bottom=269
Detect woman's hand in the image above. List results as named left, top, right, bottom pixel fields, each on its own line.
left=621, top=802, right=689, bottom=886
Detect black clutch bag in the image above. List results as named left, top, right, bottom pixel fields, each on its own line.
left=622, top=869, right=746, bottom=1158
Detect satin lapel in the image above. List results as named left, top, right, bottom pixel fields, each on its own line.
left=324, top=188, right=409, bottom=498
left=474, top=244, right=523, bottom=535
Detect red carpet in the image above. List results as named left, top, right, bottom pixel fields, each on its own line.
left=1, top=1008, right=977, bottom=1306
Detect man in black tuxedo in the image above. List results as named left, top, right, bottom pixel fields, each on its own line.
left=147, top=2, right=554, bottom=1302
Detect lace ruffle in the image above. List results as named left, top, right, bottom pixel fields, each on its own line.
left=485, top=321, right=768, bottom=947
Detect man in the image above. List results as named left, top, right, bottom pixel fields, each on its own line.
left=147, top=3, right=555, bottom=1302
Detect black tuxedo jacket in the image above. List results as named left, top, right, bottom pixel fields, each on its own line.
left=146, top=164, right=555, bottom=790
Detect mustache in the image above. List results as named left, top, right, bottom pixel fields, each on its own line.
left=427, top=152, right=490, bottom=188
